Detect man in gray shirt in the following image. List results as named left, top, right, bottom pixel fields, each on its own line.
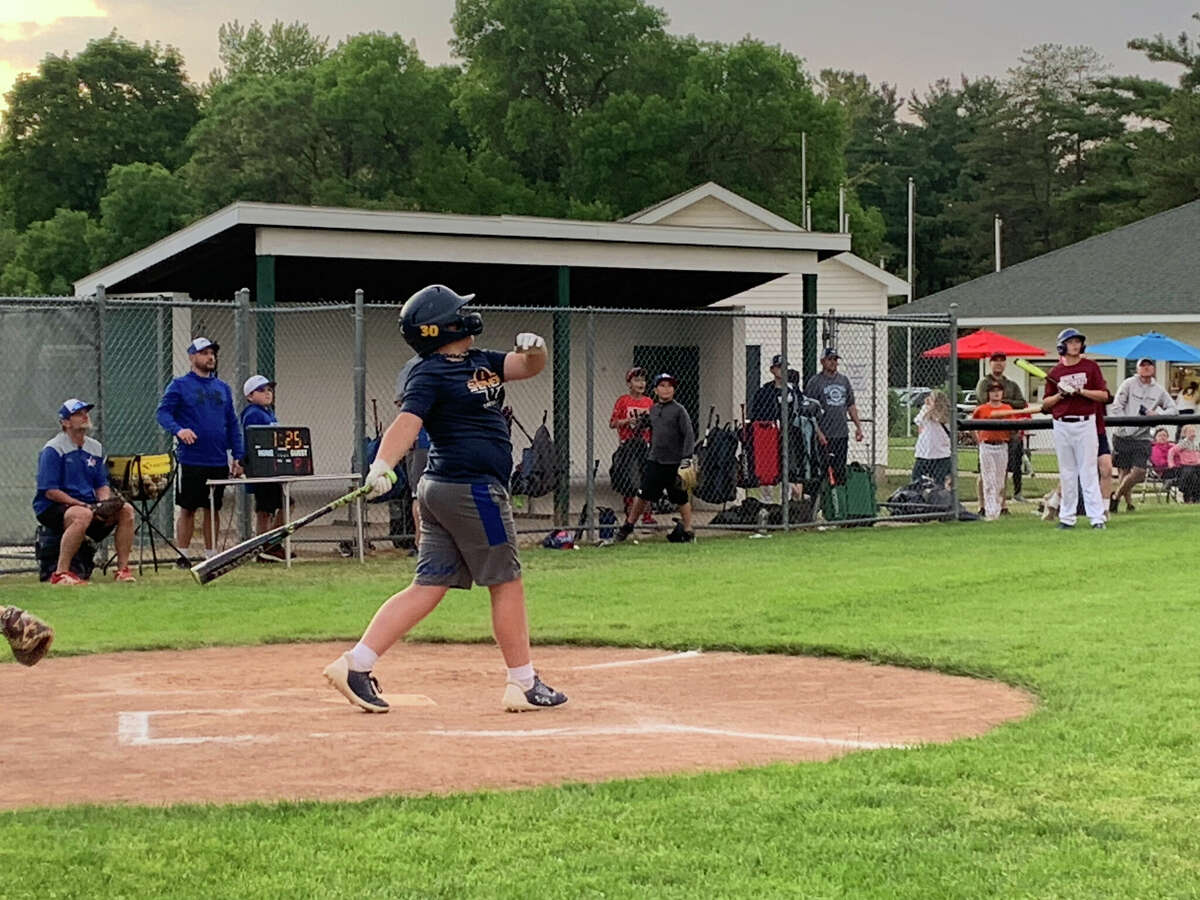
left=804, top=348, right=864, bottom=485
left=615, top=373, right=696, bottom=543
left=1110, top=357, right=1176, bottom=512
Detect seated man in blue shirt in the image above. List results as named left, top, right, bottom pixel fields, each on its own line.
left=33, top=399, right=136, bottom=584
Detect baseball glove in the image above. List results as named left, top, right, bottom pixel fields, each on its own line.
left=1, top=606, right=54, bottom=667
left=91, top=497, right=124, bottom=523
left=677, top=458, right=698, bottom=493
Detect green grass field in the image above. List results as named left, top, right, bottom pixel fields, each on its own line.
left=3, top=508, right=1200, bottom=898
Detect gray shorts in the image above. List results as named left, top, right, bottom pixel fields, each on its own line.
left=406, top=447, right=428, bottom=490
left=415, top=479, right=521, bottom=589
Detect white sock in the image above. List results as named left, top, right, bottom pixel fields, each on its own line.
left=348, top=642, right=379, bottom=672
left=508, top=663, right=535, bottom=690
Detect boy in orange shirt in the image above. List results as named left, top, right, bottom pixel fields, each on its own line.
left=974, top=380, right=1013, bottom=520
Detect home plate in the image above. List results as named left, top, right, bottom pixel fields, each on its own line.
left=321, top=694, right=436, bottom=706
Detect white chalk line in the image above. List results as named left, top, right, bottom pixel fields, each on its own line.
left=118, top=709, right=905, bottom=750
left=571, top=650, right=703, bottom=669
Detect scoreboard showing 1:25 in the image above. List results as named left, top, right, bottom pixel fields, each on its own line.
left=245, top=425, right=314, bottom=477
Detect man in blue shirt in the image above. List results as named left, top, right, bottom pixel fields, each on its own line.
left=156, top=337, right=244, bottom=565
left=33, top=399, right=136, bottom=584
left=324, top=285, right=567, bottom=715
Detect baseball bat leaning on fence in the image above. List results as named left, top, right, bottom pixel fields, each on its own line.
left=191, top=484, right=374, bottom=585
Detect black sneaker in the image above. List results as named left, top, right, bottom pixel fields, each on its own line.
left=1056, top=522, right=1074, bottom=530
left=175, top=555, right=192, bottom=570
left=502, top=674, right=568, bottom=712
left=613, top=521, right=635, bottom=542
left=1109, top=496, right=1119, bottom=514
left=323, top=652, right=389, bottom=713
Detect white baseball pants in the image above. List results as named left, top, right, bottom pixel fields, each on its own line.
left=978, top=442, right=1009, bottom=520
left=1052, top=417, right=1105, bottom=526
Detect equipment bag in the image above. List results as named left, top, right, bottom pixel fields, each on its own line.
left=695, top=421, right=740, bottom=504
left=609, top=438, right=648, bottom=497
left=516, top=412, right=557, bottom=498
left=822, top=463, right=877, bottom=524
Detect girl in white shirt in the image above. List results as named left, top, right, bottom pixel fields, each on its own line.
left=912, top=390, right=952, bottom=486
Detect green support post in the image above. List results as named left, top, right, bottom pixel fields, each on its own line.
left=553, top=267, right=571, bottom=524
left=255, top=255, right=277, bottom=380
left=802, top=273, right=818, bottom=383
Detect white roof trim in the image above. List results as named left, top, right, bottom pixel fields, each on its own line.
left=957, top=315, right=1200, bottom=325
left=620, top=181, right=804, bottom=232
left=76, top=200, right=849, bottom=295
left=827, top=252, right=910, bottom=296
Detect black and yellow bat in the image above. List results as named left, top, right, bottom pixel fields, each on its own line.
left=191, top=484, right=372, bottom=585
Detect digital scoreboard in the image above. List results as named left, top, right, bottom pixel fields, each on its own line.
left=245, top=426, right=314, bottom=477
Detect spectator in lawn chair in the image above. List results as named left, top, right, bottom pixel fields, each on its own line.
left=610, top=366, right=655, bottom=524
left=240, top=375, right=288, bottom=561
left=1167, top=424, right=1200, bottom=502
left=614, top=373, right=696, bottom=544
left=156, top=337, right=244, bottom=566
left=804, top=347, right=864, bottom=486
left=974, top=351, right=1028, bottom=511
left=33, top=399, right=136, bottom=584
left=1150, top=427, right=1174, bottom=477
left=911, top=389, right=952, bottom=487
left=1109, top=358, right=1176, bottom=513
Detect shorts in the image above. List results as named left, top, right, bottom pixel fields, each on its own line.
left=36, top=505, right=117, bottom=542
left=636, top=460, right=689, bottom=506
left=406, top=447, right=429, bottom=491
left=1097, top=432, right=1111, bottom=458
left=1112, top=435, right=1150, bottom=470
left=414, top=479, right=520, bottom=589
left=176, top=464, right=230, bottom=511
left=253, top=482, right=283, bottom=514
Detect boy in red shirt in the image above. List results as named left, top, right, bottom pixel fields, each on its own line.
left=974, top=380, right=1013, bottom=520
left=610, top=367, right=655, bottom=523
left=1043, top=329, right=1112, bottom=529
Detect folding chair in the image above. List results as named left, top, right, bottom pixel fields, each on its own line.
left=106, top=452, right=186, bottom=572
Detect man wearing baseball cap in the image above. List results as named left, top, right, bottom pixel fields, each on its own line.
left=33, top=399, right=136, bottom=583
left=1110, top=357, right=1176, bottom=513
left=804, top=348, right=864, bottom=485
left=155, top=336, right=244, bottom=565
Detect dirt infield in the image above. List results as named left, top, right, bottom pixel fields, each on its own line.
left=1, top=643, right=1034, bottom=809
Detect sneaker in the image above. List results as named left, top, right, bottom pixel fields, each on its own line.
left=1012, top=493, right=1026, bottom=503
left=1055, top=523, right=1074, bottom=530
left=322, top=652, right=389, bottom=713
left=502, top=674, right=568, bottom=712
left=641, top=511, right=656, bottom=525
left=49, top=571, right=88, bottom=586
left=174, top=556, right=192, bottom=570
left=613, top=521, right=635, bottom=542
left=113, top=567, right=136, bottom=583
left=1092, top=522, right=1107, bottom=530
left=1109, top=496, right=1119, bottom=514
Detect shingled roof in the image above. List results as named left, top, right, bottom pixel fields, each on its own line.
left=892, top=200, right=1200, bottom=320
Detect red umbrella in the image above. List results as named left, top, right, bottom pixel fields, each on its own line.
left=922, top=329, right=1047, bottom=359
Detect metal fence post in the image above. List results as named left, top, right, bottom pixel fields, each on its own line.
left=94, top=285, right=106, bottom=443
left=553, top=267, right=571, bottom=525
left=353, top=289, right=367, bottom=478
left=948, top=304, right=959, bottom=522
left=234, top=288, right=252, bottom=540
left=779, top=314, right=790, bottom=531
left=585, top=310, right=596, bottom=542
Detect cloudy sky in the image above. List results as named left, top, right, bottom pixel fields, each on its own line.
left=1, top=0, right=1195, bottom=110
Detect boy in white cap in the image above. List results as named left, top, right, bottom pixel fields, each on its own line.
left=240, top=375, right=285, bottom=547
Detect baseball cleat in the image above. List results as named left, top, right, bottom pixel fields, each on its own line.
left=613, top=521, right=634, bottom=542
left=323, top=652, right=389, bottom=713
left=503, top=674, right=568, bottom=712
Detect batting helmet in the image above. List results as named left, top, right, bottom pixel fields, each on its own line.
left=1056, top=328, right=1086, bottom=355
left=399, top=285, right=483, bottom=356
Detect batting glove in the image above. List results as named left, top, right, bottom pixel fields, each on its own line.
left=515, top=332, right=546, bottom=352
left=1057, top=383, right=1078, bottom=396
left=365, top=458, right=398, bottom=496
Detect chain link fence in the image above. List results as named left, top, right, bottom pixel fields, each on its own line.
left=2, top=292, right=965, bottom=571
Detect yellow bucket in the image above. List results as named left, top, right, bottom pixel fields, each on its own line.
left=107, top=454, right=172, bottom=500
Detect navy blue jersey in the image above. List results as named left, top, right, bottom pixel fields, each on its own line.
left=399, top=349, right=511, bottom=485
left=34, top=432, right=108, bottom=515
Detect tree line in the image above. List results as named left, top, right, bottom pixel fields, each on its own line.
left=0, top=1, right=1197, bottom=300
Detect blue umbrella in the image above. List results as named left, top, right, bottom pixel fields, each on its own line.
left=1085, top=331, right=1200, bottom=363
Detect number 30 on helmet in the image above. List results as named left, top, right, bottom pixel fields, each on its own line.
left=399, top=285, right=484, bottom=355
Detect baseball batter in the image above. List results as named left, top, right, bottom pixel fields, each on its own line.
left=1043, top=329, right=1112, bottom=529
left=323, top=285, right=567, bottom=714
